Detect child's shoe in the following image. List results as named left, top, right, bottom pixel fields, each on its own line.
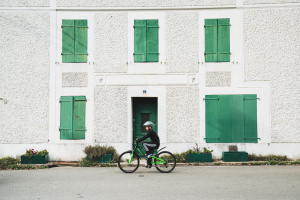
left=146, top=154, right=153, bottom=159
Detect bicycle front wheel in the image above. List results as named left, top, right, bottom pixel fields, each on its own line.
left=118, top=150, right=140, bottom=173
left=154, top=151, right=176, bottom=173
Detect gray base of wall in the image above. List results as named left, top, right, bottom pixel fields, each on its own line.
left=1, top=143, right=300, bottom=161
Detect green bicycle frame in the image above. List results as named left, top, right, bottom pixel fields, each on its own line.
left=128, top=146, right=167, bottom=165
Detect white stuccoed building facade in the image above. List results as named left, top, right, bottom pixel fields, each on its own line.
left=0, top=0, right=300, bottom=161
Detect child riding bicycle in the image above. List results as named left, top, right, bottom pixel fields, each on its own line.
left=136, top=121, right=160, bottom=168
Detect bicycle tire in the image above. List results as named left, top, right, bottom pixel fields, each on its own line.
left=118, top=150, right=140, bottom=173
left=154, top=151, right=176, bottom=173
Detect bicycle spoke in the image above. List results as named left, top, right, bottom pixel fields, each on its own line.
left=118, top=151, right=140, bottom=173
left=154, top=151, right=176, bottom=173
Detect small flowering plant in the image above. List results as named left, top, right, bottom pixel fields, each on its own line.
left=25, top=149, right=49, bottom=158
left=187, top=143, right=213, bottom=154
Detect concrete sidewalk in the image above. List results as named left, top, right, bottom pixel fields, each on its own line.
left=1, top=166, right=300, bottom=200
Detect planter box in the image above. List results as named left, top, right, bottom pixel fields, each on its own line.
left=188, top=153, right=212, bottom=163
left=21, top=154, right=48, bottom=164
left=87, top=154, right=112, bottom=163
left=222, top=152, right=248, bottom=162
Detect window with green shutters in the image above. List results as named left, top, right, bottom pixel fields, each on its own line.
left=62, top=20, right=88, bottom=63
left=60, top=96, right=86, bottom=140
left=205, top=18, right=230, bottom=62
left=134, top=19, right=159, bottom=62
left=205, top=94, right=258, bottom=143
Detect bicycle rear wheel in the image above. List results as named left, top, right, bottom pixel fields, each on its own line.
left=154, top=151, right=176, bottom=173
left=118, top=150, right=140, bottom=173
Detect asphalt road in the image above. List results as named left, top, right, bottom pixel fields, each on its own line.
left=1, top=166, right=300, bottom=200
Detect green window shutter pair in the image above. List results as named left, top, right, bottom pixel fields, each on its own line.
left=62, top=20, right=88, bottom=63
left=134, top=19, right=159, bottom=62
left=60, top=96, right=86, bottom=140
left=205, top=95, right=258, bottom=143
left=205, top=18, right=230, bottom=62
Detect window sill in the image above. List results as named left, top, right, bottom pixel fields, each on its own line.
left=128, top=62, right=166, bottom=74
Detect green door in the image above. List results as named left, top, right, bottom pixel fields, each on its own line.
left=132, top=98, right=158, bottom=155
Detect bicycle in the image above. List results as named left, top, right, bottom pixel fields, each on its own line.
left=118, top=142, right=176, bottom=173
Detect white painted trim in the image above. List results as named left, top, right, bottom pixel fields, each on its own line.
left=127, top=86, right=167, bottom=148
left=199, top=9, right=243, bottom=65
left=198, top=9, right=271, bottom=145
left=49, top=8, right=57, bottom=144
left=1, top=3, right=299, bottom=11
left=53, top=12, right=95, bottom=144
left=128, top=12, right=166, bottom=74
left=94, top=74, right=198, bottom=86
left=56, top=12, right=94, bottom=64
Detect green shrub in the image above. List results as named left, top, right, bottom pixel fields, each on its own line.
left=84, top=145, right=119, bottom=163
left=25, top=165, right=33, bottom=170
left=251, top=161, right=269, bottom=165
left=173, top=152, right=188, bottom=163
left=160, top=145, right=213, bottom=163
left=277, top=161, right=288, bottom=165
left=249, top=154, right=290, bottom=162
left=291, top=161, right=300, bottom=165
left=79, top=158, right=98, bottom=167
left=38, top=165, right=48, bottom=169
left=0, top=157, right=19, bottom=169
left=188, top=143, right=214, bottom=154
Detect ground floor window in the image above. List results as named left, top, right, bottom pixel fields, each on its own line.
left=60, top=96, right=86, bottom=140
left=205, top=94, right=258, bottom=143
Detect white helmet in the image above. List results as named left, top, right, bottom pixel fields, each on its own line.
left=143, top=121, right=154, bottom=127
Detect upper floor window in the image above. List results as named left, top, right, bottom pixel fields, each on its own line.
left=134, top=19, right=159, bottom=62
left=61, top=19, right=88, bottom=63
left=205, top=18, right=230, bottom=62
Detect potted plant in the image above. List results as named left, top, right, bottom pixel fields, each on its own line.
left=21, top=149, right=49, bottom=164
left=84, top=145, right=118, bottom=163
left=187, top=144, right=213, bottom=163
left=222, top=145, right=248, bottom=162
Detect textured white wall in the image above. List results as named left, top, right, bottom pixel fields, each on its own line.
left=0, top=12, right=50, bottom=143
left=167, top=87, right=200, bottom=143
left=56, top=0, right=236, bottom=7
left=62, top=73, right=88, bottom=87
left=206, top=72, right=231, bottom=87
left=244, top=7, right=300, bottom=142
left=94, top=12, right=128, bottom=73
left=94, top=86, right=128, bottom=143
left=166, top=12, right=199, bottom=73
left=0, top=0, right=50, bottom=7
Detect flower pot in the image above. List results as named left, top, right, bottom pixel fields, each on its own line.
left=222, top=151, right=248, bottom=162
left=188, top=153, right=212, bottom=163
left=87, top=154, right=112, bottom=163
left=21, top=154, right=49, bottom=164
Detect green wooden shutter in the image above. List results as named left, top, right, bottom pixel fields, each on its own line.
left=134, top=20, right=147, bottom=62
left=146, top=20, right=159, bottom=62
left=73, top=96, right=86, bottom=140
left=205, top=95, right=221, bottom=143
left=62, top=20, right=75, bottom=63
left=231, top=95, right=245, bottom=143
left=218, top=95, right=232, bottom=143
left=75, top=20, right=88, bottom=63
left=205, top=19, right=218, bottom=62
left=217, top=18, right=230, bottom=62
left=60, top=96, right=73, bottom=139
left=243, top=95, right=258, bottom=143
